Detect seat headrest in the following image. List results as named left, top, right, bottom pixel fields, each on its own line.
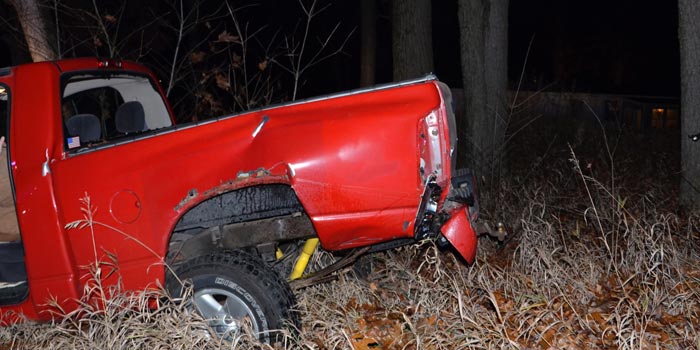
left=66, top=114, right=101, bottom=143
left=116, top=101, right=145, bottom=134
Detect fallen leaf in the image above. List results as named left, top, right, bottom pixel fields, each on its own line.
left=538, top=328, right=556, bottom=348
left=350, top=333, right=381, bottom=350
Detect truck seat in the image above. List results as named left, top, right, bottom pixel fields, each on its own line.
left=66, top=114, right=101, bottom=143
left=115, top=101, right=145, bottom=134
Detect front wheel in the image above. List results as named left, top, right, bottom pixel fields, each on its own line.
left=167, top=249, right=298, bottom=343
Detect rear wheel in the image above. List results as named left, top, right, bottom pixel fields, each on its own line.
left=167, top=249, right=298, bottom=343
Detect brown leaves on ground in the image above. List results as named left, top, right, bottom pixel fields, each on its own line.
left=294, top=146, right=699, bottom=349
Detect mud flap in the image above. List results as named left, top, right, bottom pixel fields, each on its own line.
left=440, top=209, right=478, bottom=264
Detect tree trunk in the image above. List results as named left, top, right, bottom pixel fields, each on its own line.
left=457, top=0, right=509, bottom=182
left=9, top=0, right=56, bottom=62
left=391, top=0, right=433, bottom=81
left=359, top=0, right=376, bottom=87
left=679, top=0, right=700, bottom=210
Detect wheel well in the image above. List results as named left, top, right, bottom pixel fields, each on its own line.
left=173, top=184, right=304, bottom=232
left=167, top=184, right=316, bottom=264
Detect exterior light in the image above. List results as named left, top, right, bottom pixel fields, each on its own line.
left=97, top=58, right=123, bottom=69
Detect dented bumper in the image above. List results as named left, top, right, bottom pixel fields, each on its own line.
left=440, top=206, right=478, bottom=264
left=413, top=171, right=479, bottom=264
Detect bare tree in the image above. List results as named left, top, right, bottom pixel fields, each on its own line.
left=391, top=0, right=433, bottom=81
left=679, top=0, right=700, bottom=209
left=457, top=0, right=509, bottom=182
left=2, top=0, right=350, bottom=120
left=52, top=1, right=154, bottom=59
left=8, top=0, right=56, bottom=62
left=223, top=2, right=273, bottom=110
left=359, top=0, right=376, bottom=87
left=271, top=0, right=353, bottom=101
left=162, top=0, right=226, bottom=98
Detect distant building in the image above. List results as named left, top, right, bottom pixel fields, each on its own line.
left=450, top=89, right=679, bottom=131
left=617, top=96, right=679, bottom=130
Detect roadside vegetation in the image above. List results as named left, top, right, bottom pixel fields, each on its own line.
left=1, top=120, right=698, bottom=350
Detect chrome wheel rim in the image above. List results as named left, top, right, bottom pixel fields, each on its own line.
left=193, top=288, right=259, bottom=337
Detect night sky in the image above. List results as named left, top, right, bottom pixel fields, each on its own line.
left=0, top=0, right=681, bottom=97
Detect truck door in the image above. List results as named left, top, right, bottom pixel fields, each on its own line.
left=0, top=80, right=28, bottom=306
left=0, top=64, right=81, bottom=321
left=49, top=69, right=174, bottom=292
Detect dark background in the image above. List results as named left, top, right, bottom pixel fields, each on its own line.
left=0, top=1, right=680, bottom=98
left=287, top=0, right=680, bottom=97
left=266, top=0, right=680, bottom=97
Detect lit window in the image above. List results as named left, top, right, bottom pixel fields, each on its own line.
left=652, top=108, right=665, bottom=129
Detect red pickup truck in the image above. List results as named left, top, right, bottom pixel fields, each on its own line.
left=0, top=58, right=478, bottom=341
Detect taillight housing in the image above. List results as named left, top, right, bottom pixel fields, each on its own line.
left=418, top=109, right=444, bottom=184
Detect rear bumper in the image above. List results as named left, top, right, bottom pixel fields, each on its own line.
left=413, top=168, right=479, bottom=264
left=440, top=206, right=478, bottom=264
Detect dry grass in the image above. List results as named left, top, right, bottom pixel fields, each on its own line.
left=2, top=123, right=699, bottom=349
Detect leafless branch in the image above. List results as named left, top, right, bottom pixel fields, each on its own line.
left=269, top=0, right=353, bottom=100
left=91, top=0, right=113, bottom=56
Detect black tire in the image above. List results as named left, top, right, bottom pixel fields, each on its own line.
left=166, top=249, right=298, bottom=343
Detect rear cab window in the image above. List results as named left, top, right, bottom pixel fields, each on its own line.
left=61, top=72, right=172, bottom=152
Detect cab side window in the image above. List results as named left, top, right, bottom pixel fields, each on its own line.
left=62, top=73, right=172, bottom=152
left=62, top=87, right=124, bottom=141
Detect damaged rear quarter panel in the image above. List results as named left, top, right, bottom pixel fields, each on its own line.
left=51, top=80, right=444, bottom=288
left=170, top=81, right=442, bottom=251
